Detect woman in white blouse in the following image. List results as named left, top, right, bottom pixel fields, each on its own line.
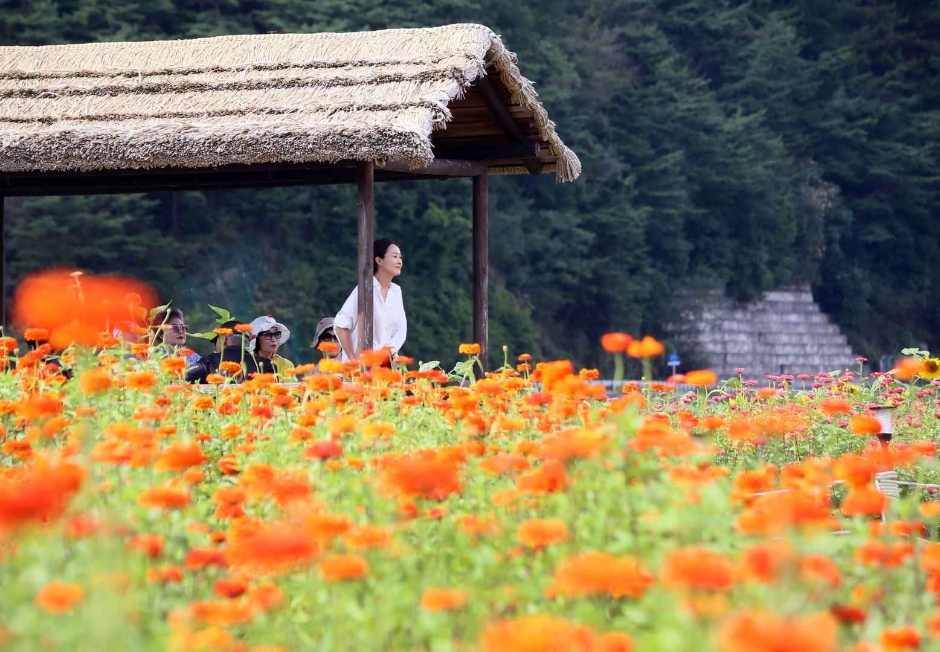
left=334, top=239, right=407, bottom=362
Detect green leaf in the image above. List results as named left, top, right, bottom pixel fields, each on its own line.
left=207, top=304, right=233, bottom=324
left=148, top=301, right=172, bottom=321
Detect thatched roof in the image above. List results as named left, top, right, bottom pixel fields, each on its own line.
left=0, top=24, right=581, bottom=182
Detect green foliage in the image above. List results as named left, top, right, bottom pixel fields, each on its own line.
left=2, top=0, right=938, bottom=366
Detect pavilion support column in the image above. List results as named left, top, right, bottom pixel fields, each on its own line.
left=356, top=162, right=375, bottom=356
left=473, top=171, right=489, bottom=374
left=0, top=196, right=5, bottom=330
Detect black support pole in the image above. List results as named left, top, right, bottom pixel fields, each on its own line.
left=1, top=195, right=5, bottom=330
left=473, top=172, right=489, bottom=373
left=356, top=162, right=375, bottom=355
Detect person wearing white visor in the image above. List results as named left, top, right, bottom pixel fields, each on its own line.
left=249, top=315, right=295, bottom=377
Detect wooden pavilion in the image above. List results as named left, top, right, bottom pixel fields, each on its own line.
left=0, top=23, right=581, bottom=369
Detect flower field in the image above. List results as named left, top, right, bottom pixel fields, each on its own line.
left=5, top=305, right=940, bottom=650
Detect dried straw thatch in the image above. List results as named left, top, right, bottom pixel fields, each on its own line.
left=0, top=24, right=581, bottom=182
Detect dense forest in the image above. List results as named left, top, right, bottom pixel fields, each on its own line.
left=1, top=0, right=938, bottom=369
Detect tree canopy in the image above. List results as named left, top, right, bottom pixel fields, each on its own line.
left=3, top=0, right=938, bottom=369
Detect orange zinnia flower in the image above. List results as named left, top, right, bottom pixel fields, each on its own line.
left=547, top=552, right=653, bottom=599
left=420, top=587, right=469, bottom=612
left=819, top=398, right=851, bottom=415
left=137, top=486, right=190, bottom=510
left=343, top=525, right=391, bottom=550
left=685, top=369, right=718, bottom=387
left=717, top=610, right=837, bottom=652
left=480, top=615, right=594, bottom=652
left=125, top=371, right=158, bottom=391
left=153, top=441, right=207, bottom=472
left=359, top=347, right=393, bottom=367
left=213, top=577, right=249, bottom=599
left=536, top=428, right=606, bottom=463
left=735, top=490, right=838, bottom=535
left=833, top=454, right=878, bottom=489
left=0, top=459, right=85, bottom=534
left=219, top=361, right=242, bottom=375
left=189, top=599, right=255, bottom=626
left=740, top=540, right=794, bottom=584
left=799, top=555, right=842, bottom=588
left=516, top=460, right=570, bottom=494
left=517, top=518, right=568, bottom=549
left=127, top=533, right=164, bottom=559
left=880, top=626, right=921, bottom=652
left=79, top=367, right=112, bottom=394
left=226, top=520, right=321, bottom=576
left=160, top=357, right=187, bottom=376
left=147, top=565, right=184, bottom=584
left=601, top=333, right=632, bottom=353
left=849, top=415, right=882, bottom=435
left=319, top=554, right=368, bottom=581
left=755, top=387, right=778, bottom=399
left=35, top=581, right=85, bottom=614
left=855, top=540, right=914, bottom=568
left=12, top=269, right=156, bottom=349
left=627, top=336, right=664, bottom=358
left=594, top=632, right=634, bottom=652
left=379, top=451, right=462, bottom=501
left=185, top=546, right=228, bottom=571
left=841, top=486, right=887, bottom=517
left=661, top=547, right=736, bottom=592
left=890, top=357, right=921, bottom=381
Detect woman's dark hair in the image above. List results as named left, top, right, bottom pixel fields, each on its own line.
left=373, top=238, right=398, bottom=274
left=150, top=307, right=184, bottom=344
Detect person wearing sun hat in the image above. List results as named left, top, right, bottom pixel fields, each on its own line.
left=249, top=315, right=295, bottom=377
left=185, top=318, right=274, bottom=383
left=310, top=317, right=341, bottom=360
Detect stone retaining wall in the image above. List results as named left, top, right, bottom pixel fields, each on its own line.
left=667, top=286, right=857, bottom=379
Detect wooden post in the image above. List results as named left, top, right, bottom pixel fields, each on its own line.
left=0, top=195, right=5, bottom=329
left=473, top=172, right=489, bottom=373
left=356, top=162, right=375, bottom=355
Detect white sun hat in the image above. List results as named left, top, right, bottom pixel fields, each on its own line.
left=249, top=315, right=291, bottom=345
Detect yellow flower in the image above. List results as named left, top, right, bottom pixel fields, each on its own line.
left=920, top=358, right=940, bottom=380
left=459, top=343, right=481, bottom=356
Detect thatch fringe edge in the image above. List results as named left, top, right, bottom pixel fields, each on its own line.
left=478, top=31, right=581, bottom=182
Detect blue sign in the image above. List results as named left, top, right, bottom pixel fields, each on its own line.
left=668, top=352, right=680, bottom=365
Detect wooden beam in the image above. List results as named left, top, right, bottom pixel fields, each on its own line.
left=475, top=75, right=543, bottom=175
left=378, top=158, right=487, bottom=177
left=0, top=196, right=5, bottom=329
left=473, top=172, right=489, bottom=374
left=0, top=168, right=458, bottom=197
left=435, top=142, right=540, bottom=161
left=2, top=160, right=348, bottom=180
left=356, top=161, right=375, bottom=356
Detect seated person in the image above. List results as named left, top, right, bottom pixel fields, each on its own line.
left=185, top=319, right=274, bottom=383
left=249, top=316, right=295, bottom=377
left=149, top=307, right=197, bottom=362
left=310, top=318, right=341, bottom=360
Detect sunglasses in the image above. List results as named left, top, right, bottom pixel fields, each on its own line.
left=320, top=331, right=337, bottom=342
left=169, top=324, right=188, bottom=334
left=260, top=331, right=283, bottom=341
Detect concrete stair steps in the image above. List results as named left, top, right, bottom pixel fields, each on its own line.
left=668, top=285, right=857, bottom=379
